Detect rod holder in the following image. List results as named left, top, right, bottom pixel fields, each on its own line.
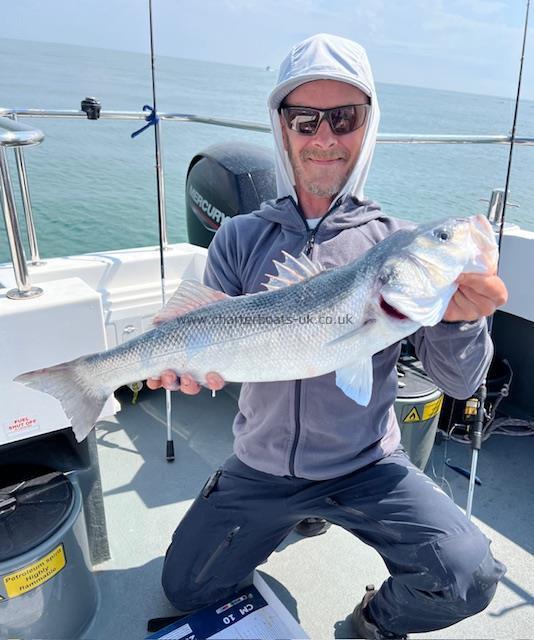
left=481, top=187, right=519, bottom=226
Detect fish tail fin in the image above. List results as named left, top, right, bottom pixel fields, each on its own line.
left=14, top=360, right=108, bottom=442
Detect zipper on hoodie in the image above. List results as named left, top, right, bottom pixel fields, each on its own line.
left=287, top=198, right=340, bottom=477
left=303, top=230, right=316, bottom=255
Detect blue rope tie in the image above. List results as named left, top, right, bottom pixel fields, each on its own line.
left=131, top=104, right=160, bottom=138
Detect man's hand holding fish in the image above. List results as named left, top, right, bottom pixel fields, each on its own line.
left=444, top=270, right=508, bottom=322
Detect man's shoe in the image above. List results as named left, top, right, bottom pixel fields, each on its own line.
left=351, top=585, right=407, bottom=639
left=294, top=517, right=331, bottom=537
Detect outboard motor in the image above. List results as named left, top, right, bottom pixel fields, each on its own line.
left=186, top=142, right=277, bottom=248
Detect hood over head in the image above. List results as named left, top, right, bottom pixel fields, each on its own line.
left=268, top=33, right=380, bottom=205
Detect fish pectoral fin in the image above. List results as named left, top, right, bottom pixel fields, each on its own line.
left=262, top=250, right=325, bottom=291
left=335, top=359, right=374, bottom=406
left=328, top=320, right=377, bottom=406
left=152, top=280, right=229, bottom=326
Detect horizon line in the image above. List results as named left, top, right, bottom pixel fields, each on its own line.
left=1, top=35, right=533, bottom=104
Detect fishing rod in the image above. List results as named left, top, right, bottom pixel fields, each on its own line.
left=149, top=0, right=175, bottom=462
left=133, top=0, right=175, bottom=461
left=464, top=0, right=531, bottom=520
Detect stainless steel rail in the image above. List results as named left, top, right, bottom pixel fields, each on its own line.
left=0, top=114, right=45, bottom=147
left=12, top=114, right=42, bottom=265
left=0, top=115, right=44, bottom=299
left=11, top=109, right=534, bottom=144
left=1, top=106, right=534, bottom=300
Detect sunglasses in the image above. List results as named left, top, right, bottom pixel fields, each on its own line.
left=280, top=103, right=370, bottom=136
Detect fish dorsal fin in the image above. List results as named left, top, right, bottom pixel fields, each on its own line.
left=152, top=280, right=228, bottom=326
left=263, top=250, right=325, bottom=291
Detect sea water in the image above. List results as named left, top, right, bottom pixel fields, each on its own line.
left=1, top=38, right=533, bottom=264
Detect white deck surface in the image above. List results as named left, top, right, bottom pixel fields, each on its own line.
left=83, top=385, right=534, bottom=640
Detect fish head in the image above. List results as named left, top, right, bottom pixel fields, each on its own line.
left=377, top=215, right=498, bottom=327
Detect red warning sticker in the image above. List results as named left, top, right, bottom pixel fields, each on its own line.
left=5, top=415, right=39, bottom=438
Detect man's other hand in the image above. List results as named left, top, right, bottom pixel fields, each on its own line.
left=146, top=370, right=225, bottom=395
left=443, top=271, right=508, bottom=323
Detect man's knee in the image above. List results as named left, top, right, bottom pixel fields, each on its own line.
left=459, top=541, right=506, bottom=615
left=162, top=558, right=225, bottom=613
left=161, top=579, right=206, bottom=614
left=432, top=530, right=506, bottom=616
left=161, top=557, right=195, bottom=612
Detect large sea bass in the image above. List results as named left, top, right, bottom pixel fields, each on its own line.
left=15, top=215, right=497, bottom=442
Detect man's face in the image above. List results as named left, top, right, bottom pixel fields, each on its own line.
left=280, top=80, right=369, bottom=200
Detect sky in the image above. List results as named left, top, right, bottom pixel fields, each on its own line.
left=1, top=0, right=533, bottom=100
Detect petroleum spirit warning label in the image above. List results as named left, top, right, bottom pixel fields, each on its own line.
left=402, top=396, right=444, bottom=424
left=3, top=544, right=66, bottom=599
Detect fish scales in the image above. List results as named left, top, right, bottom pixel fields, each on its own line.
left=84, top=262, right=366, bottom=391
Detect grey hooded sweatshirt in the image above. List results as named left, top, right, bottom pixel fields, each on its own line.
left=203, top=34, right=492, bottom=480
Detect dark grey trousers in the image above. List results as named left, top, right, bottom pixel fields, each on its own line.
left=162, top=450, right=505, bottom=636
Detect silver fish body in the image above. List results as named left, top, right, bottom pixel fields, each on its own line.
left=15, top=214, right=497, bottom=442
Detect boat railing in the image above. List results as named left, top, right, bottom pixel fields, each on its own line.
left=10, top=108, right=534, bottom=143
left=0, top=113, right=44, bottom=299
left=2, top=106, right=534, bottom=300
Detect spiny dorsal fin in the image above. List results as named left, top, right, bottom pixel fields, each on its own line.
left=263, top=250, right=325, bottom=291
left=152, top=280, right=228, bottom=326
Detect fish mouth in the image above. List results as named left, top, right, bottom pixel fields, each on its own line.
left=379, top=296, right=408, bottom=321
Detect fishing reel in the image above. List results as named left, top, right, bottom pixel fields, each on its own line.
left=438, top=358, right=512, bottom=445
left=80, top=97, right=102, bottom=120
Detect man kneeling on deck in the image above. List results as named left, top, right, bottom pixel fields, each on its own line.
left=148, top=33, right=507, bottom=639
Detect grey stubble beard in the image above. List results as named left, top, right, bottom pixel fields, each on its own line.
left=289, top=146, right=351, bottom=198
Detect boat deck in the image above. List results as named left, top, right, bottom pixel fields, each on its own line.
left=82, top=385, right=534, bottom=640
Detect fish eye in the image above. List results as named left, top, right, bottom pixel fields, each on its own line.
left=433, top=227, right=450, bottom=242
